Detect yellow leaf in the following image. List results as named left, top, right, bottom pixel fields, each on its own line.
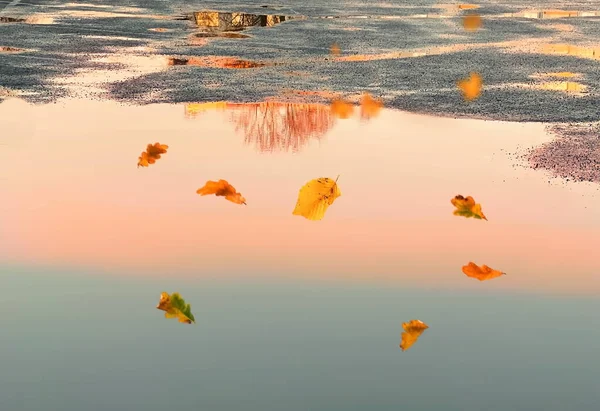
left=197, top=179, right=247, bottom=205
left=156, top=292, right=195, bottom=324
left=462, top=262, right=506, bottom=281
left=451, top=194, right=487, bottom=220
left=457, top=72, right=482, bottom=101
left=400, top=320, right=429, bottom=352
left=330, top=99, right=354, bottom=119
left=360, top=93, right=383, bottom=120
left=462, top=14, right=482, bottom=31
left=292, top=176, right=341, bottom=221
left=330, top=42, right=341, bottom=56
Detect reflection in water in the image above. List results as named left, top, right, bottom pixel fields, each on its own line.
left=508, top=10, right=600, bottom=19
left=231, top=102, right=335, bottom=153
left=167, top=56, right=268, bottom=69
left=537, top=81, right=587, bottom=94
left=192, top=11, right=298, bottom=32
left=539, top=43, right=600, bottom=60
left=184, top=101, right=335, bottom=153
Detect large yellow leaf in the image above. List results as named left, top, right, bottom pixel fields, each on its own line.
left=462, top=262, right=506, bottom=281
left=400, top=320, right=429, bottom=352
left=156, top=292, right=195, bottom=324
left=451, top=194, right=487, bottom=220
left=292, top=176, right=341, bottom=221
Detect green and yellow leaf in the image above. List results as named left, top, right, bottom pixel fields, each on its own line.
left=451, top=194, right=487, bottom=220
left=156, top=292, right=195, bottom=324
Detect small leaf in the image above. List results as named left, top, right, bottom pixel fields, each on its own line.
left=457, top=72, right=482, bottom=101
left=330, top=99, right=354, bottom=119
left=451, top=194, right=487, bottom=220
left=400, top=320, right=429, bottom=352
left=463, top=14, right=482, bottom=31
left=197, top=179, right=246, bottom=205
left=292, top=176, right=341, bottom=221
left=156, top=292, right=195, bottom=324
left=462, top=262, right=506, bottom=281
left=330, top=42, right=341, bottom=56
left=138, top=143, right=168, bottom=168
left=360, top=93, right=383, bottom=120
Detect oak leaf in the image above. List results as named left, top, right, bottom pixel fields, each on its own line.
left=292, top=176, right=341, bottom=221
left=400, top=320, right=429, bottom=352
left=156, top=292, right=195, bottom=324
left=197, top=179, right=247, bottom=205
left=138, top=143, right=168, bottom=167
left=330, top=42, right=341, bottom=56
left=330, top=99, right=354, bottom=119
left=463, top=14, right=482, bottom=31
left=462, top=262, right=506, bottom=281
left=451, top=194, right=487, bottom=220
left=457, top=72, right=482, bottom=101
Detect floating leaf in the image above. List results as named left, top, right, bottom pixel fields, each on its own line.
left=457, top=72, right=482, bottom=101
left=400, top=320, right=429, bottom=352
left=292, top=176, right=341, bottom=221
left=156, top=292, right=195, bottom=324
left=138, top=142, right=168, bottom=167
left=451, top=194, right=487, bottom=220
left=197, top=179, right=247, bottom=205
left=462, top=262, right=506, bottom=281
left=360, top=93, right=383, bottom=120
left=463, top=14, right=482, bottom=31
left=330, top=42, right=341, bottom=56
left=330, top=99, right=354, bottom=119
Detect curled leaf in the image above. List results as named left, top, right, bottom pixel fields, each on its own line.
left=292, top=176, right=341, bottom=221
left=197, top=179, right=247, bottom=205
left=462, top=262, right=506, bottom=281
left=156, top=292, right=195, bottom=324
left=457, top=72, right=482, bottom=101
left=400, top=320, right=429, bottom=352
left=360, top=93, right=383, bottom=120
left=138, top=143, right=168, bottom=167
left=463, top=14, right=482, bottom=31
left=451, top=195, right=487, bottom=220
left=330, top=99, right=354, bottom=119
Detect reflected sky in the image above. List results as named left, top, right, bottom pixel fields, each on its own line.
left=1, top=97, right=599, bottom=294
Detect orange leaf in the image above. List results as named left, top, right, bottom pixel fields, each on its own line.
left=360, top=93, right=383, bottom=120
left=330, top=99, right=354, bottom=119
left=137, top=142, right=168, bottom=168
left=457, top=72, right=482, bottom=101
left=196, top=179, right=247, bottom=205
left=400, top=320, right=429, bottom=352
left=330, top=42, right=341, bottom=56
left=462, top=262, right=506, bottom=281
left=463, top=14, right=482, bottom=31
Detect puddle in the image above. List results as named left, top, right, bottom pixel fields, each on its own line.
left=0, top=16, right=54, bottom=24
left=192, top=11, right=300, bottom=32
left=167, top=56, right=268, bottom=69
left=537, top=81, right=588, bottom=94
left=185, top=101, right=334, bottom=153
left=192, top=32, right=251, bottom=39
left=531, top=72, right=581, bottom=78
left=0, top=17, right=25, bottom=23
left=0, top=46, right=25, bottom=53
left=538, top=43, right=600, bottom=61
left=507, top=9, right=600, bottom=19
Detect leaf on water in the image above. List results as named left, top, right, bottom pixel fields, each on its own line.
left=463, top=14, right=482, bottom=31
left=292, top=176, right=341, bottom=221
left=330, top=42, right=341, bottom=56
left=451, top=194, right=487, bottom=220
left=330, top=99, right=354, bottom=119
left=156, top=292, right=195, bottom=324
left=457, top=72, right=482, bottom=101
left=360, top=93, right=383, bottom=120
left=462, top=262, right=506, bottom=281
left=400, top=320, right=429, bottom=352
left=197, top=179, right=247, bottom=205
left=138, top=142, right=168, bottom=168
